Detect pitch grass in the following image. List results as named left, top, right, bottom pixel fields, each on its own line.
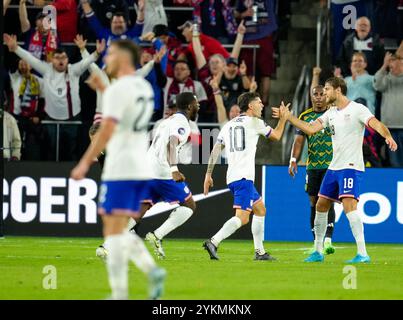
left=0, top=237, right=402, bottom=300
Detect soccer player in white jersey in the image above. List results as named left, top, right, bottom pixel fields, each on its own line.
left=202, top=92, right=290, bottom=260
left=141, top=92, right=200, bottom=259
left=282, top=77, right=397, bottom=263
left=71, top=39, right=166, bottom=300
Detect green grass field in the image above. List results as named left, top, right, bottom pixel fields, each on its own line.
left=1, top=237, right=402, bottom=300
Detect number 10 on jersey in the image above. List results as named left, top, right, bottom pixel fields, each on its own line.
left=229, top=126, right=246, bottom=152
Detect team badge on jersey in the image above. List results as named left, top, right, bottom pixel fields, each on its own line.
left=178, top=128, right=185, bottom=135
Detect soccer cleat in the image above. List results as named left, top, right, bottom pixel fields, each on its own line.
left=95, top=245, right=108, bottom=262
left=148, top=267, right=167, bottom=300
left=304, top=251, right=324, bottom=262
left=345, top=254, right=371, bottom=264
left=203, top=239, right=219, bottom=260
left=324, top=243, right=336, bottom=255
left=145, top=232, right=166, bottom=259
left=254, top=252, right=277, bottom=261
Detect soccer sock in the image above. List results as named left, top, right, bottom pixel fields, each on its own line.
left=346, top=210, right=368, bottom=256
left=251, top=215, right=265, bottom=255
left=310, top=206, right=316, bottom=240
left=123, top=231, right=156, bottom=274
left=154, top=206, right=193, bottom=240
left=325, top=205, right=335, bottom=239
left=314, top=211, right=328, bottom=253
left=211, top=216, right=242, bottom=248
left=125, top=218, right=137, bottom=233
left=104, top=233, right=129, bottom=300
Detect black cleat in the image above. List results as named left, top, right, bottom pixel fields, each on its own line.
left=203, top=240, right=219, bottom=260
left=254, top=252, right=277, bottom=261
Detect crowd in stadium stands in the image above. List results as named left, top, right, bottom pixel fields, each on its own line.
left=2, top=0, right=403, bottom=167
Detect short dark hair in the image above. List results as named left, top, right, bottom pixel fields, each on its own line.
left=237, top=92, right=260, bottom=112
left=110, top=39, right=140, bottom=66
left=325, top=77, right=347, bottom=95
left=112, top=12, right=127, bottom=22
left=153, top=24, right=169, bottom=37
left=173, top=59, right=190, bottom=69
left=352, top=51, right=367, bottom=63
left=311, top=85, right=324, bottom=93
left=176, top=92, right=196, bottom=111
left=53, top=48, right=67, bottom=56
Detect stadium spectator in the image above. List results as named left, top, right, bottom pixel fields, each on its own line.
left=219, top=58, right=251, bottom=110
left=78, top=0, right=130, bottom=41
left=8, top=59, right=45, bottom=160
left=33, top=0, right=78, bottom=43
left=330, top=0, right=367, bottom=63
left=336, top=16, right=385, bottom=76
left=3, top=33, right=105, bottom=161
left=177, top=20, right=231, bottom=63
left=3, top=110, right=22, bottom=161
left=19, top=1, right=58, bottom=62
left=81, top=0, right=145, bottom=61
left=163, top=60, right=208, bottom=118
left=140, top=46, right=168, bottom=121
left=235, top=0, right=278, bottom=107
left=192, top=0, right=237, bottom=44
left=373, top=52, right=403, bottom=167
left=192, top=20, right=247, bottom=122
left=144, top=24, right=185, bottom=77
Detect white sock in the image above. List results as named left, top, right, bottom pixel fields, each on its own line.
left=252, top=215, right=265, bottom=255
left=314, top=211, right=328, bottom=253
left=125, top=218, right=137, bottom=233
left=211, top=216, right=242, bottom=247
left=104, top=234, right=129, bottom=300
left=346, top=210, right=368, bottom=256
left=324, top=237, right=332, bottom=245
left=154, top=206, right=193, bottom=240
left=122, top=231, right=156, bottom=274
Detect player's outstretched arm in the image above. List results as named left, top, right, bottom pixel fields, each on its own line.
left=289, top=134, right=305, bottom=177
left=204, top=143, right=224, bottom=195
left=71, top=118, right=116, bottom=180
left=289, top=115, right=323, bottom=136
left=368, top=118, right=398, bottom=151
left=269, top=102, right=290, bottom=141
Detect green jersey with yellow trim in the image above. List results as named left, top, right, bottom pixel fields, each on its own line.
left=296, top=108, right=333, bottom=170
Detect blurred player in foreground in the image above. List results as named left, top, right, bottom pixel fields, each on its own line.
left=289, top=83, right=336, bottom=255
left=71, top=39, right=166, bottom=299
left=277, top=77, right=397, bottom=263
left=203, top=92, right=290, bottom=260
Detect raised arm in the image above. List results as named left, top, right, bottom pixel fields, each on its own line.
left=204, top=142, right=225, bottom=195
left=4, top=0, right=12, bottom=15
left=230, top=20, right=246, bottom=59
left=373, top=52, right=392, bottom=92
left=18, top=0, right=31, bottom=32
left=192, top=27, right=207, bottom=70
left=367, top=117, right=398, bottom=151
left=82, top=0, right=108, bottom=40
left=210, top=75, right=227, bottom=124
left=70, top=39, right=105, bottom=76
left=311, top=66, right=321, bottom=90
left=4, top=34, right=49, bottom=75
left=288, top=134, right=305, bottom=177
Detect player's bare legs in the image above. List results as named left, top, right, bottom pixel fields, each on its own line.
left=251, top=200, right=276, bottom=260
left=102, top=212, right=165, bottom=300
left=342, top=197, right=369, bottom=263
left=147, top=197, right=196, bottom=259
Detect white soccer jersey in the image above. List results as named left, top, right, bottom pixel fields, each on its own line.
left=217, top=115, right=272, bottom=184
left=318, top=101, right=375, bottom=172
left=101, top=75, right=154, bottom=181
left=148, top=112, right=191, bottom=179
